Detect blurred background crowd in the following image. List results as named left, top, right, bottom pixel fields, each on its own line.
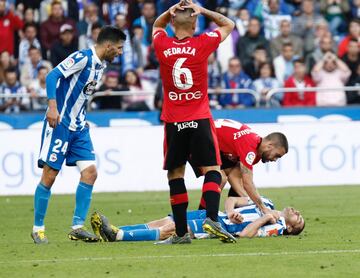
left=0, top=0, right=359, bottom=113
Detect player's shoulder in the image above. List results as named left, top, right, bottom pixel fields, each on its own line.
left=198, top=30, right=221, bottom=41
left=58, top=50, right=89, bottom=72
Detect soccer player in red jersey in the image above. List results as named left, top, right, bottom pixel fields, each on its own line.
left=152, top=1, right=236, bottom=244
left=193, top=119, right=288, bottom=222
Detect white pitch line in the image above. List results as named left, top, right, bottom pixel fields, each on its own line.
left=0, top=249, right=360, bottom=265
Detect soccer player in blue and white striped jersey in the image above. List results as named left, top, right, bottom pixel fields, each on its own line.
left=90, top=196, right=305, bottom=243
left=31, top=26, right=127, bottom=244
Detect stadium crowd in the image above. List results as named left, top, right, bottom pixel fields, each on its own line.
left=0, top=0, right=359, bottom=113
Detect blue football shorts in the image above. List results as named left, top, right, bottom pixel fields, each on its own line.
left=38, top=120, right=95, bottom=171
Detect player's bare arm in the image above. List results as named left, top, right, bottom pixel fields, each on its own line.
left=46, top=99, right=60, bottom=128
left=183, top=0, right=235, bottom=42
left=226, top=165, right=248, bottom=196
left=236, top=214, right=277, bottom=238
left=152, top=1, right=185, bottom=35
left=240, top=162, right=281, bottom=220
left=224, top=196, right=248, bottom=224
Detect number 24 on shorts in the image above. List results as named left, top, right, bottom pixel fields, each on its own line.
left=52, top=139, right=68, bottom=155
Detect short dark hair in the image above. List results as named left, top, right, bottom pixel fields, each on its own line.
left=5, top=67, right=17, bottom=75
left=264, top=132, right=288, bottom=152
left=282, top=42, right=293, bottom=49
left=255, top=44, right=266, bottom=51
left=91, top=22, right=102, bottom=32
left=283, top=220, right=305, bottom=236
left=28, top=45, right=39, bottom=52
left=23, top=22, right=37, bottom=32
left=293, top=58, right=305, bottom=65
left=97, top=25, right=126, bottom=44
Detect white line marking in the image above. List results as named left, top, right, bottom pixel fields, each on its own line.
left=1, top=249, right=360, bottom=265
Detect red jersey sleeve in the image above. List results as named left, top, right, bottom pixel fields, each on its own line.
left=235, top=133, right=261, bottom=170
left=197, top=29, right=222, bottom=58
left=152, top=29, right=167, bottom=50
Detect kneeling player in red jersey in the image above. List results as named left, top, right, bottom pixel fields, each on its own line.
left=152, top=1, right=236, bottom=244
left=192, top=119, right=288, bottom=221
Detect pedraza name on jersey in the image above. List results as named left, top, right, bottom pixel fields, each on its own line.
left=163, top=47, right=196, bottom=58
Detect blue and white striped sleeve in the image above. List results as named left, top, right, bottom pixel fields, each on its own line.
left=57, top=51, right=88, bottom=79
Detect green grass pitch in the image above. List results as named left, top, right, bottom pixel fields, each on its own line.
left=1, top=185, right=360, bottom=277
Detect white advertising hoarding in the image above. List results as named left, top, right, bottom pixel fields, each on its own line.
left=0, top=121, right=359, bottom=195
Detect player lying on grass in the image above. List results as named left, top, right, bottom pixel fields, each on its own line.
left=194, top=119, right=288, bottom=220
left=90, top=196, right=305, bottom=243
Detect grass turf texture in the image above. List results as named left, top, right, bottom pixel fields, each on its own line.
left=1, top=186, right=360, bottom=277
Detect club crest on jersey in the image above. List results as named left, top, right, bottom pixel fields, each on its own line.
left=206, top=31, right=218, bottom=37
left=49, top=153, right=57, bottom=162
left=245, top=152, right=256, bottom=165
left=83, top=80, right=97, bottom=96
left=175, top=121, right=198, bottom=132
left=62, top=57, right=75, bottom=70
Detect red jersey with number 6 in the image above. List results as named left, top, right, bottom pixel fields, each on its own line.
left=215, top=119, right=262, bottom=170
left=153, top=29, right=222, bottom=122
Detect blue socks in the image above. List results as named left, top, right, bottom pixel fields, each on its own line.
left=72, top=182, right=93, bottom=227
left=119, top=224, right=149, bottom=231
left=120, top=229, right=160, bottom=241
left=33, top=183, right=51, bottom=228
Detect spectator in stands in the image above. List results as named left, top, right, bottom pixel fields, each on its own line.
left=77, top=3, right=104, bottom=50
left=20, top=46, right=52, bottom=87
left=122, top=70, right=150, bottom=111
left=0, top=51, right=16, bottom=84
left=293, top=0, right=325, bottom=42
left=274, top=42, right=297, bottom=85
left=302, top=19, right=330, bottom=58
left=244, top=45, right=269, bottom=80
left=234, top=8, right=250, bottom=36
left=27, top=66, right=48, bottom=111
left=207, top=53, right=222, bottom=109
left=114, top=12, right=136, bottom=75
left=219, top=57, right=255, bottom=108
left=104, top=0, right=129, bottom=25
left=271, top=19, right=303, bottom=59
left=312, top=52, right=351, bottom=106
left=208, top=21, right=239, bottom=73
left=50, top=23, right=78, bottom=67
left=132, top=25, right=146, bottom=73
left=338, top=19, right=360, bottom=58
left=253, top=62, right=282, bottom=106
left=23, top=7, right=37, bottom=25
left=95, top=70, right=123, bottom=110
left=0, top=67, right=29, bottom=113
left=320, top=0, right=350, bottom=37
left=346, top=63, right=360, bottom=104
left=133, top=0, right=157, bottom=47
left=262, top=0, right=292, bottom=40
left=306, top=35, right=334, bottom=73
left=0, top=0, right=24, bottom=56
left=351, top=0, right=360, bottom=19
left=342, top=38, right=360, bottom=82
left=236, top=18, right=270, bottom=66
left=79, top=22, right=102, bottom=50
left=40, top=1, right=76, bottom=56
left=283, top=59, right=316, bottom=106
left=18, top=22, right=41, bottom=68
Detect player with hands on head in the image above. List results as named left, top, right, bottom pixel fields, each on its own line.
left=152, top=0, right=235, bottom=244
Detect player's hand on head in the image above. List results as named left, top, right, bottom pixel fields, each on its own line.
left=228, top=211, right=244, bottom=224
left=182, top=1, right=202, bottom=17
left=169, top=2, right=185, bottom=17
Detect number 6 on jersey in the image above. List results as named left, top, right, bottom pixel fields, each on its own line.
left=172, top=58, right=193, bottom=90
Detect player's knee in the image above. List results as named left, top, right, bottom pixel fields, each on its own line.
left=79, top=164, right=97, bottom=184
left=167, top=165, right=185, bottom=180
left=40, top=165, right=59, bottom=187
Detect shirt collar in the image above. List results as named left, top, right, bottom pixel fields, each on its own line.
left=91, top=45, right=102, bottom=65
